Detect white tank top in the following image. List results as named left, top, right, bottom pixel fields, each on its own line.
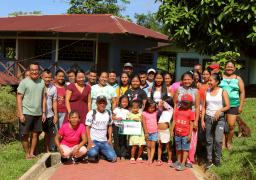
left=206, top=88, right=223, bottom=117
left=153, top=91, right=162, bottom=103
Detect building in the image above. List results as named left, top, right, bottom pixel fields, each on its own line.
left=155, top=43, right=255, bottom=85
left=0, top=14, right=169, bottom=79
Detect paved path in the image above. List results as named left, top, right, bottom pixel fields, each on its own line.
left=50, top=160, right=199, bottom=180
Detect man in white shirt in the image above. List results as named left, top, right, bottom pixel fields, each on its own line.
left=86, top=96, right=117, bottom=162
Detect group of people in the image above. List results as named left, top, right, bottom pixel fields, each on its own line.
left=17, top=61, right=245, bottom=171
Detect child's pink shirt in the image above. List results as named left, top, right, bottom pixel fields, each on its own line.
left=142, top=111, right=158, bottom=133
left=59, top=123, right=86, bottom=147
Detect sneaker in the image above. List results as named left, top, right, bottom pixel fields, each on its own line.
left=176, top=164, right=186, bottom=171
left=136, top=158, right=144, bottom=163
left=170, top=161, right=180, bottom=168
left=185, top=162, right=193, bottom=168
left=205, top=161, right=214, bottom=170
left=130, top=158, right=136, bottom=164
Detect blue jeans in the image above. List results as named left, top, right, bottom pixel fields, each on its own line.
left=57, top=112, right=66, bottom=129
left=87, top=140, right=117, bottom=162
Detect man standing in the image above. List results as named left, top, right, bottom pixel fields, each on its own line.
left=108, top=70, right=118, bottom=90
left=42, top=69, right=58, bottom=152
left=17, top=62, right=45, bottom=159
left=139, top=71, right=150, bottom=96
left=122, top=62, right=133, bottom=77
left=87, top=68, right=97, bottom=87
left=147, top=68, right=156, bottom=88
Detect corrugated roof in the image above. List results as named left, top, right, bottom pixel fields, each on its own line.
left=0, top=14, right=169, bottom=42
left=0, top=73, right=19, bottom=85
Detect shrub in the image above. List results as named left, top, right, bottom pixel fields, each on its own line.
left=0, top=85, right=16, bottom=123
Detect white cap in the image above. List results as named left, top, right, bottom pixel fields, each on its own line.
left=147, top=68, right=156, bottom=74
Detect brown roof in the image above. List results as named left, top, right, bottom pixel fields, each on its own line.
left=0, top=72, right=19, bottom=85
left=0, top=14, right=169, bottom=42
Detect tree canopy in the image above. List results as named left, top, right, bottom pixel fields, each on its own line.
left=67, top=0, right=129, bottom=17
left=8, top=11, right=42, bottom=17
left=157, top=0, right=256, bottom=57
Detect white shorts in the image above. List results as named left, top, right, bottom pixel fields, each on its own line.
left=159, top=129, right=170, bottom=143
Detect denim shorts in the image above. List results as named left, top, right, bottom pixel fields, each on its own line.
left=175, top=135, right=190, bottom=151
left=148, top=132, right=158, bottom=141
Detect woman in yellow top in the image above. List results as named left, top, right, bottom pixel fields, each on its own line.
left=116, top=72, right=130, bottom=101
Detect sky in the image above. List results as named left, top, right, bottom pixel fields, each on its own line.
left=0, top=0, right=161, bottom=21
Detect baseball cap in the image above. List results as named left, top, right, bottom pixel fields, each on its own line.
left=123, top=62, right=133, bottom=68
left=208, top=63, right=220, bottom=70
left=147, top=68, right=156, bottom=74
left=181, top=94, right=193, bottom=102
left=96, top=95, right=107, bottom=103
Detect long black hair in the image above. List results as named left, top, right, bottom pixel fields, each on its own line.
left=150, top=72, right=168, bottom=100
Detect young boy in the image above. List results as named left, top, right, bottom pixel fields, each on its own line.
left=170, top=94, right=195, bottom=171
left=42, top=69, right=58, bottom=152
left=85, top=95, right=117, bottom=162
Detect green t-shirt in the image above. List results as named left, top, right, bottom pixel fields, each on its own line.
left=17, top=77, right=45, bottom=116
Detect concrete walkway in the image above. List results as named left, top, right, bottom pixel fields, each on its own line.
left=50, top=160, right=199, bottom=180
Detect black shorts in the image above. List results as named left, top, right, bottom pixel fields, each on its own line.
left=226, top=107, right=239, bottom=115
left=42, top=116, right=56, bottom=134
left=19, top=114, right=42, bottom=135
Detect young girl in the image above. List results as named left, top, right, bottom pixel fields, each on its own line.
left=112, top=95, right=130, bottom=160
left=142, top=98, right=158, bottom=165
left=157, top=96, right=174, bottom=166
left=171, top=94, right=195, bottom=171
left=55, top=110, right=87, bottom=164
left=128, top=100, right=146, bottom=164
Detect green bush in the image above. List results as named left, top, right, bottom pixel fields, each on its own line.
left=0, top=86, right=16, bottom=124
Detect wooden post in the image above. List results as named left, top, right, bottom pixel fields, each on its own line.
left=55, top=36, right=59, bottom=74
left=15, top=33, right=19, bottom=77
left=95, top=34, right=99, bottom=71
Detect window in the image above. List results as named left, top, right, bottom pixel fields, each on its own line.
left=138, top=53, right=153, bottom=64
left=120, top=50, right=153, bottom=65
left=180, top=58, right=199, bottom=67
left=59, top=40, right=94, bottom=61
left=35, top=40, right=52, bottom=60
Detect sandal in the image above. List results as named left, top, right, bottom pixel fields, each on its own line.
left=167, top=160, right=173, bottom=165
left=156, top=160, right=163, bottom=166
left=136, top=158, right=144, bottom=163
left=130, top=158, right=136, bottom=164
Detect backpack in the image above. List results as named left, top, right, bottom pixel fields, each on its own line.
left=91, top=109, right=112, bottom=125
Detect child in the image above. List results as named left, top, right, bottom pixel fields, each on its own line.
left=55, top=111, right=87, bottom=164
left=112, top=95, right=130, bottom=160
left=157, top=97, right=174, bottom=166
left=42, top=69, right=58, bottom=152
left=142, top=98, right=158, bottom=165
left=86, top=95, right=117, bottom=162
left=128, top=100, right=146, bottom=164
left=171, top=94, right=195, bottom=171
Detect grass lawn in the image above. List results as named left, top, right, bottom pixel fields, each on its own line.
left=211, top=98, right=256, bottom=180
left=0, top=141, right=37, bottom=180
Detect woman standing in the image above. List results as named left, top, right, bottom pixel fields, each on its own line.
left=149, top=72, right=168, bottom=103
left=116, top=72, right=130, bottom=99
left=65, top=69, right=91, bottom=124
left=219, top=61, right=245, bottom=150
left=125, top=75, right=147, bottom=109
left=164, top=73, right=174, bottom=97
left=201, top=73, right=230, bottom=168
left=90, top=71, right=117, bottom=111
left=173, top=71, right=200, bottom=167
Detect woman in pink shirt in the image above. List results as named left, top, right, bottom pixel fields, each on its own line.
left=55, top=110, right=87, bottom=164
left=142, top=99, right=158, bottom=165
